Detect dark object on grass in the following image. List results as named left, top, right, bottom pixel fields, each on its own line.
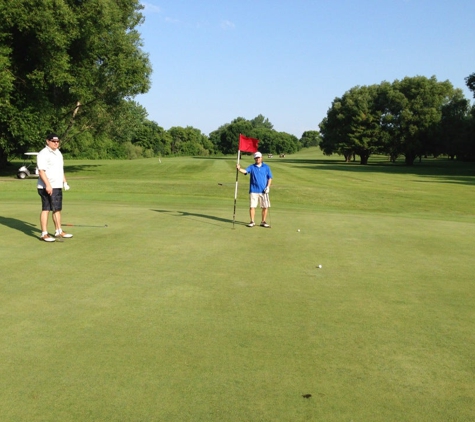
left=302, top=394, right=312, bottom=399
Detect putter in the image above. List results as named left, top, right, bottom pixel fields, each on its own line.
left=265, top=192, right=272, bottom=228
left=50, top=194, right=64, bottom=242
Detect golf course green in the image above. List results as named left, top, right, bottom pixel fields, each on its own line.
left=1, top=148, right=474, bottom=421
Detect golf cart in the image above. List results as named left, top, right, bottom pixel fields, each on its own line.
left=17, top=152, right=39, bottom=179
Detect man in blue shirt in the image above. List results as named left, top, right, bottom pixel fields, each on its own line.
left=236, top=151, right=273, bottom=227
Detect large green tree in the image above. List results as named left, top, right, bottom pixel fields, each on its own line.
left=391, top=76, right=456, bottom=165
left=375, top=81, right=408, bottom=162
left=319, top=76, right=465, bottom=165
left=168, top=126, right=214, bottom=156
left=132, top=120, right=173, bottom=157
left=300, top=130, right=321, bottom=148
left=437, top=92, right=470, bottom=159
left=0, top=0, right=151, bottom=166
left=319, top=85, right=381, bottom=164
left=210, top=117, right=253, bottom=155
left=209, top=114, right=300, bottom=155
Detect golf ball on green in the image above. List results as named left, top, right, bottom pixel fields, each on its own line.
left=318, top=265, right=322, bottom=268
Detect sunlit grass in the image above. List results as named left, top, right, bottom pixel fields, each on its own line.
left=1, top=148, right=474, bottom=421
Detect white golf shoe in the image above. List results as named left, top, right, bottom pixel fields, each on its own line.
left=55, top=231, right=73, bottom=238
left=41, top=234, right=56, bottom=242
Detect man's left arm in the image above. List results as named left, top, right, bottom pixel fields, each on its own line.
left=61, top=157, right=70, bottom=190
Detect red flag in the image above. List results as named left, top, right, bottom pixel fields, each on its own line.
left=239, top=134, right=259, bottom=153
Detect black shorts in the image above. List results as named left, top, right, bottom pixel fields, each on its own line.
left=38, top=188, right=63, bottom=211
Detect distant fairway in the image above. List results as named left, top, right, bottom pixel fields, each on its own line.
left=1, top=148, right=474, bottom=421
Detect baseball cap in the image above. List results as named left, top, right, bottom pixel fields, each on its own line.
left=253, top=152, right=262, bottom=158
left=47, top=133, right=59, bottom=140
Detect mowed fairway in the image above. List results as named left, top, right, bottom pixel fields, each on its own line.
left=1, top=148, right=474, bottom=421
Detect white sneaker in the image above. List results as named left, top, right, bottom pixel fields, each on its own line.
left=55, top=231, right=73, bottom=238
left=260, top=221, right=270, bottom=228
left=41, top=234, right=55, bottom=242
left=246, top=221, right=255, bottom=227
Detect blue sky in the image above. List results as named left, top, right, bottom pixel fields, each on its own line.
left=137, top=0, right=475, bottom=137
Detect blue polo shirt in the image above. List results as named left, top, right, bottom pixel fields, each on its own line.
left=245, top=163, right=273, bottom=193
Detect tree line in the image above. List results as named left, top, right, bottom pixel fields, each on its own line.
left=0, top=1, right=473, bottom=166
left=55, top=110, right=319, bottom=160
left=319, top=75, right=475, bottom=165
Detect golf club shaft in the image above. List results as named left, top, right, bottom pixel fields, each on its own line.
left=63, top=224, right=108, bottom=227
left=266, top=192, right=271, bottom=227
left=50, top=194, right=63, bottom=241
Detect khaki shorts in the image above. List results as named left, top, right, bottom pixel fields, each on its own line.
left=250, top=193, right=270, bottom=208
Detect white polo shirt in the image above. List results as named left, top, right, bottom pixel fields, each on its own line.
left=37, top=145, right=64, bottom=189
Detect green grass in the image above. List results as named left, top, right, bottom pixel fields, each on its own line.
left=1, top=148, right=474, bottom=421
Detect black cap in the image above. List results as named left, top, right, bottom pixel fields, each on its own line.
left=47, top=133, right=59, bottom=140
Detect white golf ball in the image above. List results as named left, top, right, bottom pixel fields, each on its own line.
left=297, top=229, right=300, bottom=232
left=318, top=265, right=322, bottom=268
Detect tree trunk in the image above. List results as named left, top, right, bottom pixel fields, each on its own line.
left=0, top=148, right=9, bottom=169
left=404, top=153, right=416, bottom=165
left=359, top=151, right=370, bottom=165
left=61, top=102, right=82, bottom=144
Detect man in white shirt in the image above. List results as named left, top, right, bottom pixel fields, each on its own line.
left=37, top=133, right=73, bottom=242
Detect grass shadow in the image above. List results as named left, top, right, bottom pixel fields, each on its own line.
left=0, top=162, right=19, bottom=178
left=64, top=164, right=102, bottom=174
left=0, top=216, right=40, bottom=239
left=152, top=209, right=246, bottom=227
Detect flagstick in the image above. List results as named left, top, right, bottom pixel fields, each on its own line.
left=232, top=149, right=241, bottom=229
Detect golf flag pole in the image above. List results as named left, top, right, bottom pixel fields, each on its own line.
left=232, top=149, right=241, bottom=229
left=233, top=134, right=259, bottom=228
